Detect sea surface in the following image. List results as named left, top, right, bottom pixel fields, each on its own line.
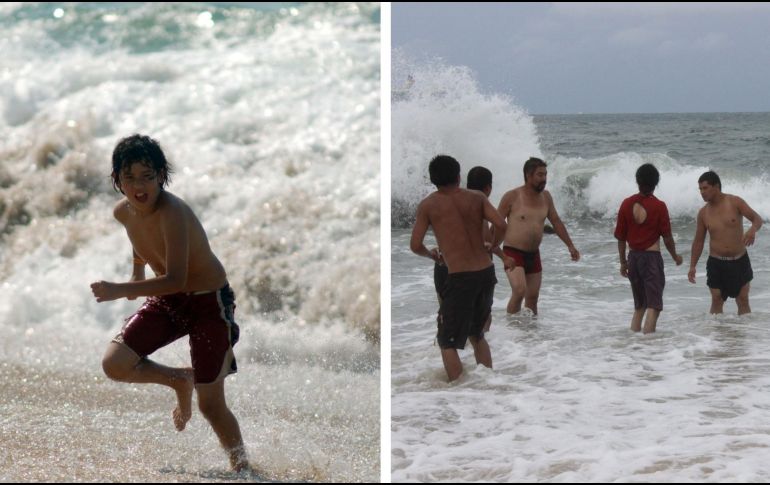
left=392, top=57, right=770, bottom=482
left=0, top=3, right=380, bottom=482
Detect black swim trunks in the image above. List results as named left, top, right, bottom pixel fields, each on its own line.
left=707, top=252, right=753, bottom=301
left=437, top=265, right=497, bottom=350
left=434, top=261, right=449, bottom=303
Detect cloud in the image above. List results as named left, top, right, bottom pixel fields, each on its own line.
left=550, top=2, right=770, bottom=17
left=551, top=2, right=770, bottom=17
left=610, top=27, right=664, bottom=46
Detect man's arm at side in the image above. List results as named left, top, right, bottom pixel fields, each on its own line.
left=736, top=196, right=763, bottom=246
left=617, top=239, right=628, bottom=277
left=410, top=201, right=439, bottom=262
left=688, top=208, right=707, bottom=283
left=484, top=197, right=507, bottom=248
left=662, top=233, right=683, bottom=266
left=546, top=191, right=580, bottom=261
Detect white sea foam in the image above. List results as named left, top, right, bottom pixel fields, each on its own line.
left=0, top=3, right=379, bottom=481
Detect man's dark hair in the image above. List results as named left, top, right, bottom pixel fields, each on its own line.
left=636, top=163, right=660, bottom=195
left=698, top=170, right=721, bottom=189
left=467, top=166, right=492, bottom=191
left=523, top=157, right=547, bottom=182
left=429, top=155, right=461, bottom=187
left=111, top=134, right=173, bottom=194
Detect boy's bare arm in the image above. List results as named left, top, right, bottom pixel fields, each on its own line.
left=127, top=249, right=146, bottom=301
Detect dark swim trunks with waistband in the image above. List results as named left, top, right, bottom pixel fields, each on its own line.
left=503, top=246, right=542, bottom=274
left=113, top=284, right=240, bottom=384
left=707, top=252, right=753, bottom=301
left=627, top=250, right=665, bottom=311
left=437, top=265, right=497, bottom=350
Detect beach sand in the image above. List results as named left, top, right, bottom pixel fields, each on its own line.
left=0, top=356, right=378, bottom=482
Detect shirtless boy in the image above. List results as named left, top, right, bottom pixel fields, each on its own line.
left=688, top=170, right=762, bottom=315
left=411, top=156, right=507, bottom=381
left=90, top=134, right=251, bottom=472
left=497, top=157, right=580, bottom=315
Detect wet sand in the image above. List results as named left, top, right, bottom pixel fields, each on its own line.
left=0, top=358, right=378, bottom=482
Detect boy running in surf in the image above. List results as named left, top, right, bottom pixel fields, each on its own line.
left=90, top=134, right=251, bottom=472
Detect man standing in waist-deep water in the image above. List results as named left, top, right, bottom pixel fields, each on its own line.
left=497, top=157, right=580, bottom=315
left=688, top=170, right=762, bottom=315
left=614, top=163, right=683, bottom=334
left=411, top=155, right=507, bottom=381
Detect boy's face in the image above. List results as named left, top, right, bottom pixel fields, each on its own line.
left=120, top=161, right=162, bottom=212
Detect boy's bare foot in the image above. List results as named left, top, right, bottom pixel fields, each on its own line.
left=229, top=446, right=253, bottom=473
left=172, top=368, right=194, bottom=431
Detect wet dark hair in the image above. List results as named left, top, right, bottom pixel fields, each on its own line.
left=523, top=157, right=547, bottom=182
left=698, top=170, right=721, bottom=189
left=429, top=155, right=461, bottom=187
left=635, top=163, right=660, bottom=195
left=467, top=166, right=492, bottom=191
left=111, top=134, right=172, bottom=194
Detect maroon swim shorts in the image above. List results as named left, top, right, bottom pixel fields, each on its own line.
left=503, top=246, right=542, bottom=274
left=627, top=250, right=665, bottom=311
left=113, top=284, right=240, bottom=384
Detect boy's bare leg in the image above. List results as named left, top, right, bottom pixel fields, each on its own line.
left=737, top=283, right=751, bottom=315
left=642, top=308, right=660, bottom=334
left=630, top=308, right=644, bottom=332
left=196, top=378, right=250, bottom=472
left=524, top=272, right=542, bottom=315
left=102, top=342, right=194, bottom=431
left=440, top=348, right=463, bottom=382
left=505, top=267, right=526, bottom=314
left=468, top=336, right=492, bottom=369
left=709, top=288, right=724, bottom=314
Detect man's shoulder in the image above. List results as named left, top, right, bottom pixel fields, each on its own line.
left=463, top=188, right=486, bottom=200
left=500, top=187, right=521, bottom=201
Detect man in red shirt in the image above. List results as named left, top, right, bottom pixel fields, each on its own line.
left=614, top=163, right=683, bottom=334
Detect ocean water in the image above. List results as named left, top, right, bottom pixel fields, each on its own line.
left=0, top=3, right=380, bottom=482
left=391, top=58, right=770, bottom=482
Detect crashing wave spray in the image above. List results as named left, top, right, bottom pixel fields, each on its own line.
left=391, top=53, right=542, bottom=226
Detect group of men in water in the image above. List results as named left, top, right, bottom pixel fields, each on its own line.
left=410, top=155, right=763, bottom=381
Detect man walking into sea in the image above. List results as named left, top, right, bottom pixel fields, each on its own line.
left=410, top=155, right=507, bottom=381
left=497, top=157, right=580, bottom=315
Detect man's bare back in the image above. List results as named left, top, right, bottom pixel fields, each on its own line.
left=115, top=191, right=227, bottom=294
left=415, top=188, right=497, bottom=273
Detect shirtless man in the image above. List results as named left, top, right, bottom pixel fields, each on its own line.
left=90, top=134, right=251, bottom=472
left=688, top=171, right=762, bottom=315
left=411, top=155, right=507, bottom=381
left=497, top=157, right=580, bottom=315
left=432, top=166, right=515, bottom=332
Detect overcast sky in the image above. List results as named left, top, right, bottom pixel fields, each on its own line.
left=392, top=2, right=770, bottom=114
